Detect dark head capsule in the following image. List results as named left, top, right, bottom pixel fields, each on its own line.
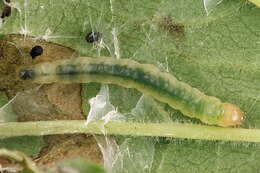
left=85, top=32, right=101, bottom=43
left=19, top=69, right=35, bottom=80
left=30, top=45, right=43, bottom=59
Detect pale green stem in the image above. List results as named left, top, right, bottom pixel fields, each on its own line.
left=248, top=0, right=260, bottom=7
left=1, top=120, right=260, bottom=143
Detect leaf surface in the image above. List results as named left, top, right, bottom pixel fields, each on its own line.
left=1, top=0, right=260, bottom=172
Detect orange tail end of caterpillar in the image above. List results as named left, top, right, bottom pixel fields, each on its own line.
left=218, top=103, right=245, bottom=127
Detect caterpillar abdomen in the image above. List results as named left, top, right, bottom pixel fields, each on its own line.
left=18, top=57, right=245, bottom=126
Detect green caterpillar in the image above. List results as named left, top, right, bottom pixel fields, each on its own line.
left=18, top=57, right=245, bottom=127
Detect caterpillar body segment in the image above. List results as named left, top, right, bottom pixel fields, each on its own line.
left=18, top=57, right=245, bottom=126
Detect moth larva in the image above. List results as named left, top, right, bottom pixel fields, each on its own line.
left=18, top=57, right=245, bottom=126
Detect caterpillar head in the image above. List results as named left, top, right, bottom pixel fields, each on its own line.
left=218, top=103, right=245, bottom=127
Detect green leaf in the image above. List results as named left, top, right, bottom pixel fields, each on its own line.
left=0, top=148, right=43, bottom=173
left=1, top=0, right=260, bottom=172
left=0, top=92, right=45, bottom=157
left=0, top=136, right=45, bottom=158
left=0, top=91, right=17, bottom=122
left=57, top=158, right=106, bottom=173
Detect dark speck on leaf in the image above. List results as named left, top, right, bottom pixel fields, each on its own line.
left=30, top=45, right=43, bottom=59
left=19, top=69, right=35, bottom=80
left=85, top=32, right=101, bottom=43
left=1, top=6, right=11, bottom=19
left=159, top=16, right=184, bottom=37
